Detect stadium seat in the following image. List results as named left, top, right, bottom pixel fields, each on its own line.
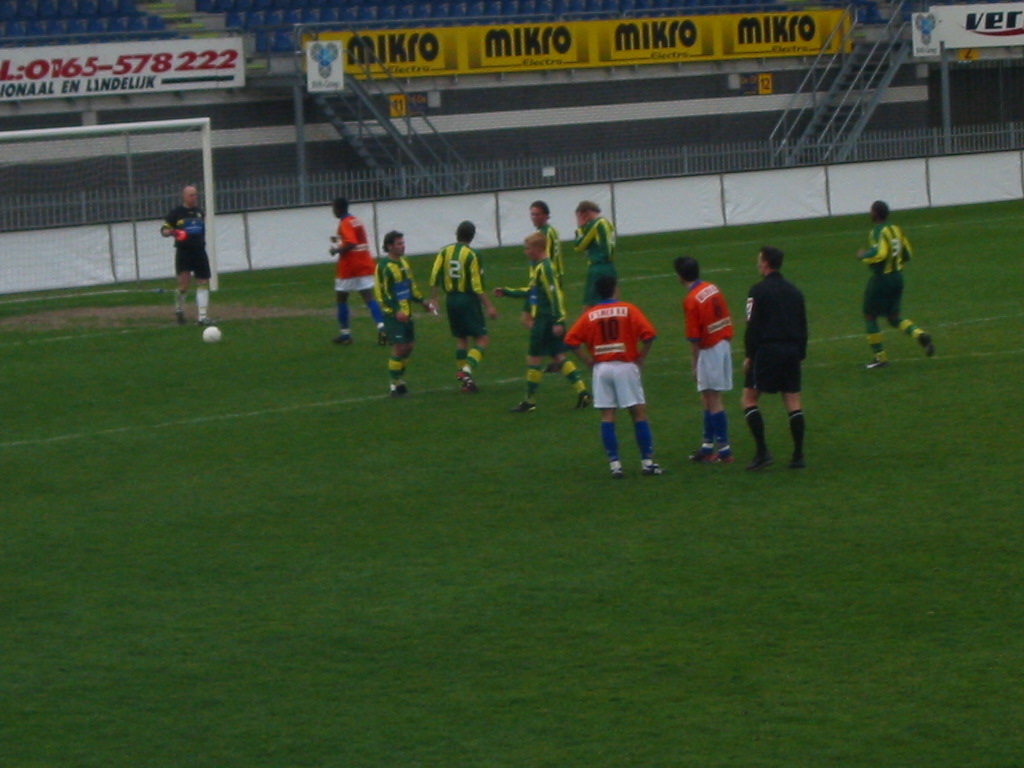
left=482, top=0, right=500, bottom=18
left=77, top=0, right=97, bottom=15
left=126, top=12, right=144, bottom=29
left=253, top=27, right=268, bottom=50
left=16, top=0, right=37, bottom=19
left=500, top=0, right=518, bottom=17
left=64, top=14, right=83, bottom=31
left=338, top=5, right=357, bottom=21
left=106, top=14, right=127, bottom=31
left=358, top=4, right=378, bottom=20
left=376, top=2, right=396, bottom=21
left=271, top=27, right=292, bottom=51
left=194, top=0, right=213, bottom=11
left=282, top=7, right=301, bottom=24
left=263, top=8, right=283, bottom=25
left=465, top=0, right=483, bottom=16
left=0, top=0, right=14, bottom=21
left=37, top=0, right=58, bottom=19
left=411, top=1, right=431, bottom=18
left=5, top=17, right=26, bottom=33
left=224, top=9, right=243, bottom=26
left=85, top=14, right=103, bottom=30
left=25, top=17, right=45, bottom=33
left=145, top=12, right=163, bottom=28
left=117, top=0, right=137, bottom=14
left=300, top=7, right=319, bottom=23
left=97, top=0, right=115, bottom=16
left=318, top=5, right=338, bottom=22
left=44, top=16, right=65, bottom=33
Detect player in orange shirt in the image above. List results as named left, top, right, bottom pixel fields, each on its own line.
left=564, top=274, right=663, bottom=479
left=330, top=197, right=385, bottom=345
left=675, top=256, right=735, bottom=464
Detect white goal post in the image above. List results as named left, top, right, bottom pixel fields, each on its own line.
left=0, top=117, right=218, bottom=294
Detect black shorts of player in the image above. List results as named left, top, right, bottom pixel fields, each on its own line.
left=383, top=315, right=415, bottom=345
left=445, top=293, right=487, bottom=338
left=745, top=341, right=802, bottom=394
left=862, top=271, right=904, bottom=317
left=175, top=248, right=212, bottom=280
left=528, top=315, right=568, bottom=358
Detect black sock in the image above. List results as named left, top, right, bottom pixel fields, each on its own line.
left=744, top=406, right=767, bottom=455
left=789, top=409, right=805, bottom=459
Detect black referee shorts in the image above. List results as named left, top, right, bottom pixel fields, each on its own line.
left=745, top=342, right=802, bottom=394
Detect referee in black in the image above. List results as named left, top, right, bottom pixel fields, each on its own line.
left=741, top=246, right=808, bottom=471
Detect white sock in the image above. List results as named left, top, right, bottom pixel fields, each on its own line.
left=197, top=287, right=209, bottom=319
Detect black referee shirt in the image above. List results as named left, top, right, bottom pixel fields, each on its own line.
left=744, top=271, right=808, bottom=360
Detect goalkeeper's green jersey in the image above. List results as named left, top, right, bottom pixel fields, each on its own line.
left=861, top=222, right=913, bottom=275
left=429, top=242, right=485, bottom=296
left=498, top=258, right=567, bottom=323
left=574, top=216, right=615, bottom=266
left=375, top=256, right=423, bottom=317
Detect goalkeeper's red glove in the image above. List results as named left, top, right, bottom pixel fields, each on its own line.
left=174, top=229, right=187, bottom=242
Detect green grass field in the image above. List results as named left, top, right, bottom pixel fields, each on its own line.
left=2, top=200, right=1022, bottom=767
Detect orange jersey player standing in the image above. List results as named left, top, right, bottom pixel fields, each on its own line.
left=564, top=274, right=662, bottom=479
left=329, top=196, right=385, bottom=345
left=676, top=256, right=735, bottom=464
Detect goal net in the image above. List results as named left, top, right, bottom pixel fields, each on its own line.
left=0, top=117, right=217, bottom=295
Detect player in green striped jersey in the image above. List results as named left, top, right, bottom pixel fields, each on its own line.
left=374, top=230, right=437, bottom=397
left=857, top=200, right=935, bottom=369
left=495, top=232, right=591, bottom=412
left=530, top=200, right=564, bottom=278
left=429, top=220, right=498, bottom=393
left=573, top=200, right=617, bottom=307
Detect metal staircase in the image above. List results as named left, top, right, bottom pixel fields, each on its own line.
left=770, top=2, right=912, bottom=166
left=301, top=27, right=469, bottom=196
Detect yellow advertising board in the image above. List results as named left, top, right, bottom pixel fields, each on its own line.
left=311, top=10, right=850, bottom=79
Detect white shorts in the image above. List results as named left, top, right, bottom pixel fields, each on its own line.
left=592, top=360, right=646, bottom=409
left=335, top=275, right=375, bottom=292
left=696, top=340, right=733, bottom=393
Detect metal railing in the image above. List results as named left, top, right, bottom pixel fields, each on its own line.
left=2, top=121, right=1023, bottom=232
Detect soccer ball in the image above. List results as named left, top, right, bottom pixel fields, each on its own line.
left=202, top=325, right=222, bottom=343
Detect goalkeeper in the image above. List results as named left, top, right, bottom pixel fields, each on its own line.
left=162, top=185, right=214, bottom=326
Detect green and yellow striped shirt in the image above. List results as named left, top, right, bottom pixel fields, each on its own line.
left=429, top=243, right=486, bottom=295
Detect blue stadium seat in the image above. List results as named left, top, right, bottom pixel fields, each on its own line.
left=483, top=0, right=500, bottom=17
left=358, top=4, right=378, bottom=20
left=465, top=0, right=484, bottom=16
left=194, top=0, right=212, bottom=11
left=0, top=0, right=16, bottom=20
left=500, top=0, right=518, bottom=17
left=244, top=9, right=263, bottom=26
left=234, top=0, right=253, bottom=13
left=300, top=6, right=318, bottom=22
left=126, top=13, right=145, bottom=29
left=252, top=0, right=272, bottom=10
left=64, top=14, right=83, bottom=31
left=263, top=8, right=282, bottom=25
left=85, top=13, right=104, bottom=30
left=98, top=0, right=116, bottom=16
left=16, top=0, right=37, bottom=19
left=26, top=17, right=46, bottom=33
left=37, top=0, right=58, bottom=19
left=213, top=0, right=234, bottom=11
left=224, top=9, right=243, bottom=26
left=106, top=14, right=127, bottom=31
left=271, top=27, right=292, bottom=51
left=146, top=12, right=163, bottom=28
left=376, top=2, right=396, bottom=21
left=318, top=5, right=338, bottom=22
left=77, top=0, right=97, bottom=15
left=5, top=18, right=26, bottom=33
left=412, top=1, right=431, bottom=18
left=44, top=16, right=65, bottom=33
left=253, top=27, right=268, bottom=50
left=283, top=7, right=302, bottom=24
left=117, top=0, right=137, bottom=14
